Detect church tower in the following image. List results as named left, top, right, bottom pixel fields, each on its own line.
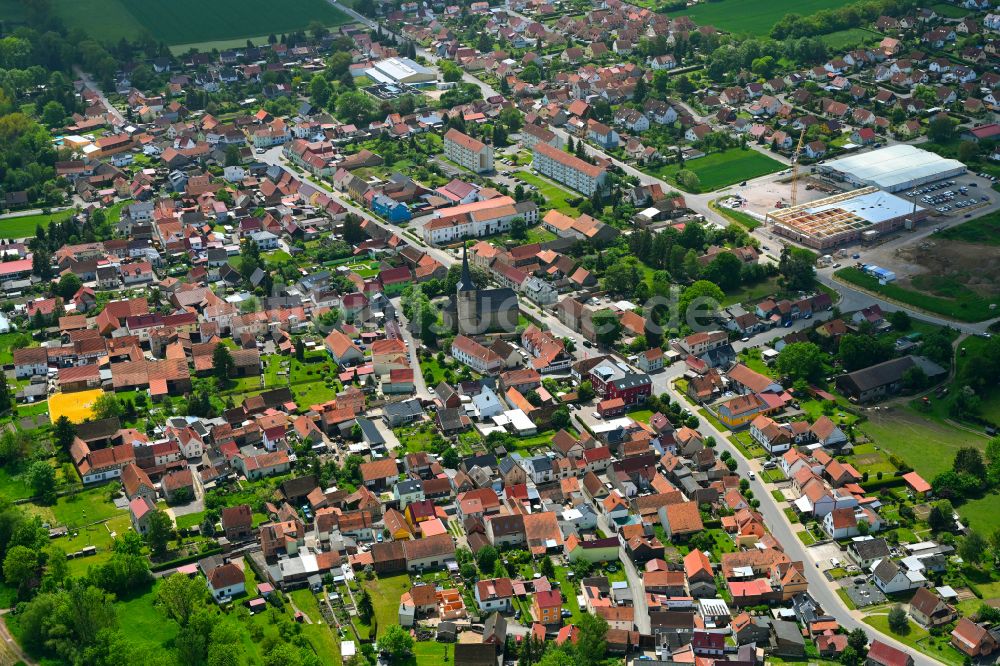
left=456, top=243, right=478, bottom=334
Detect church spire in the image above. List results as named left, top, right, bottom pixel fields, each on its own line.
left=458, top=242, right=473, bottom=292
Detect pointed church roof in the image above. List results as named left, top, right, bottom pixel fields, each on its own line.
left=458, top=243, right=474, bottom=292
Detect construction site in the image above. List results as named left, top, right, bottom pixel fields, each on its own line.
left=764, top=187, right=929, bottom=250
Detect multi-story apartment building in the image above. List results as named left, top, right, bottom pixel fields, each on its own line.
left=532, top=142, right=608, bottom=195
left=444, top=128, right=494, bottom=173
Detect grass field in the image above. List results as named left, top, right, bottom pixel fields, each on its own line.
left=0, top=209, right=74, bottom=240
left=835, top=267, right=995, bottom=322
left=711, top=199, right=762, bottom=230
left=819, top=28, right=881, bottom=49
left=664, top=0, right=846, bottom=35
left=957, top=493, right=1000, bottom=535
left=863, top=614, right=964, bottom=666
left=51, top=0, right=351, bottom=46
left=517, top=171, right=582, bottom=214
left=648, top=149, right=784, bottom=193
left=935, top=211, right=1000, bottom=246
left=861, top=408, right=988, bottom=479
left=363, top=574, right=411, bottom=638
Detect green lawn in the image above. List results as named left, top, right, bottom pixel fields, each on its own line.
left=647, top=149, right=784, bottom=193
left=25, top=484, right=124, bottom=528
left=835, top=266, right=995, bottom=322
left=861, top=408, right=988, bottom=480
left=711, top=199, right=762, bottom=230
left=819, top=28, right=880, bottom=49
left=935, top=210, right=1000, bottom=246
left=53, top=0, right=351, bottom=45
left=363, top=574, right=411, bottom=638
left=863, top=614, right=964, bottom=666
left=930, top=2, right=970, bottom=17
left=722, top=277, right=782, bottom=307
left=957, top=493, right=1000, bottom=536
left=553, top=566, right=583, bottom=622
left=0, top=466, right=35, bottom=501
left=0, top=209, right=75, bottom=239
left=627, top=409, right=654, bottom=423
left=517, top=171, right=582, bottom=213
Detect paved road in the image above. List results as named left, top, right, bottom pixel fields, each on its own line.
left=653, top=378, right=947, bottom=666
left=75, top=67, right=125, bottom=125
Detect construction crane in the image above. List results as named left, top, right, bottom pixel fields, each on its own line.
left=790, top=128, right=806, bottom=208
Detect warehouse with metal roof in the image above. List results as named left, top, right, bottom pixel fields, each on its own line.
left=365, top=57, right=437, bottom=86
left=816, top=145, right=966, bottom=192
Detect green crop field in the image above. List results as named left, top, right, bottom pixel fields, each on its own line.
left=51, top=0, right=351, bottom=47
left=649, top=149, right=784, bottom=193
left=664, top=0, right=846, bottom=36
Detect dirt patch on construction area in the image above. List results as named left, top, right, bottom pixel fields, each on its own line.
left=892, top=237, right=1000, bottom=298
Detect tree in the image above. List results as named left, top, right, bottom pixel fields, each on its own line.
left=56, top=273, right=82, bottom=300
left=954, top=447, right=986, bottom=480
left=550, top=407, right=571, bottom=430
left=540, top=556, right=555, bottom=578
left=928, top=115, right=954, bottom=143
left=92, top=392, right=124, bottom=421
left=887, top=605, right=909, bottom=634
left=156, top=573, right=206, bottom=626
left=602, top=258, right=643, bottom=296
left=475, top=545, right=498, bottom=573
left=358, top=589, right=374, bottom=622
left=27, top=460, right=56, bottom=504
left=343, top=213, right=366, bottom=244
left=847, top=628, right=868, bottom=655
left=675, top=169, right=701, bottom=193
left=702, top=252, right=743, bottom=291
left=145, top=509, right=173, bottom=556
left=3, top=544, right=39, bottom=590
left=578, top=381, right=595, bottom=402
left=987, top=437, right=1000, bottom=485
left=591, top=309, right=622, bottom=346
left=960, top=530, right=987, bottom=565
left=41, top=100, right=66, bottom=127
left=776, top=342, right=825, bottom=383
left=310, top=75, right=331, bottom=108
left=888, top=310, right=911, bottom=331
left=0, top=373, right=10, bottom=415
left=509, top=216, right=527, bottom=240
left=838, top=334, right=894, bottom=372
left=537, top=647, right=575, bottom=666
left=213, top=343, right=235, bottom=383
left=576, top=613, right=609, bottom=666
left=927, top=500, right=954, bottom=532
left=378, top=624, right=413, bottom=661
left=679, top=280, right=724, bottom=325
left=32, top=249, right=52, bottom=280
left=334, top=90, right=377, bottom=125
left=778, top=245, right=816, bottom=291
left=840, top=646, right=861, bottom=666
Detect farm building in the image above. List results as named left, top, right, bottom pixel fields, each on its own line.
left=765, top=187, right=928, bottom=250
left=815, top=145, right=966, bottom=192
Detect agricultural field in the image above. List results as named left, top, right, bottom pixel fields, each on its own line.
left=50, top=0, right=351, bottom=48
left=664, top=0, right=846, bottom=36
left=648, top=149, right=785, bottom=193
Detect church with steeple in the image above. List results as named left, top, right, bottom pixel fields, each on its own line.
left=445, top=244, right=519, bottom=336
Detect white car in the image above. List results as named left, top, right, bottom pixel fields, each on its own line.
left=592, top=411, right=602, bottom=420
left=747, top=471, right=756, bottom=480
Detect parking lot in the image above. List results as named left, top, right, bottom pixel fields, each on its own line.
left=841, top=579, right=887, bottom=608
left=902, top=179, right=989, bottom=216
